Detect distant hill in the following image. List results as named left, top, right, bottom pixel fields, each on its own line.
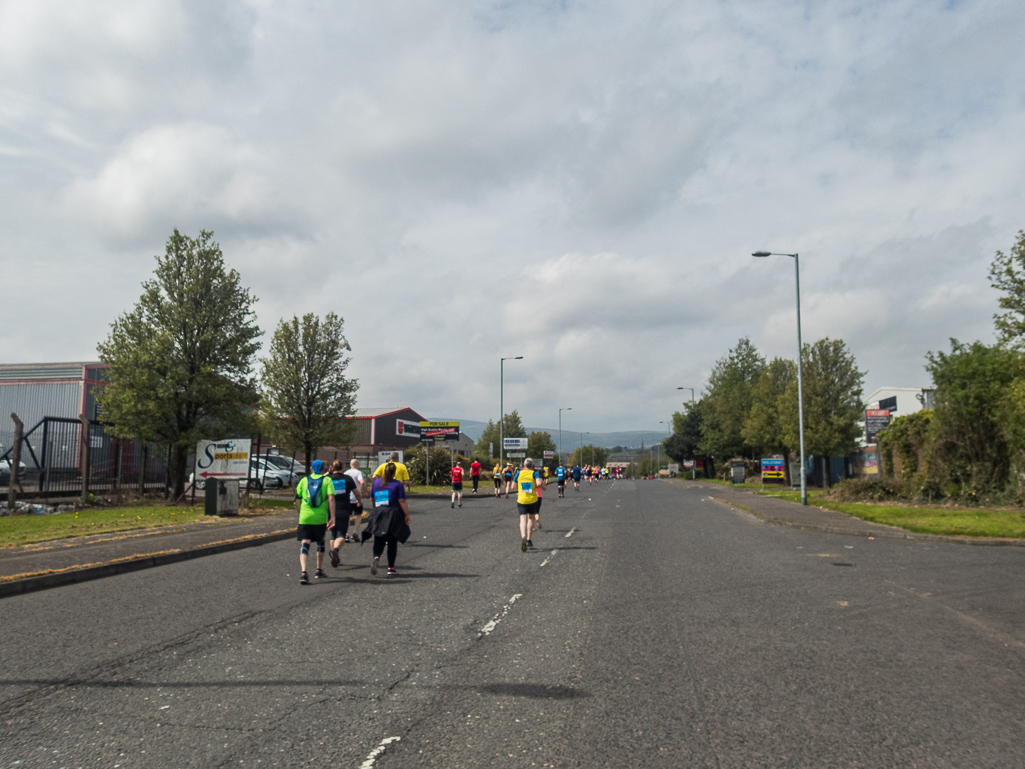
left=430, top=418, right=669, bottom=451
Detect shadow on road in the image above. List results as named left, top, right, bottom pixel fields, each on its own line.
left=2, top=678, right=366, bottom=689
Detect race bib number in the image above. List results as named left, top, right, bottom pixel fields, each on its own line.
left=374, top=490, right=390, bottom=508
left=521, top=481, right=533, bottom=493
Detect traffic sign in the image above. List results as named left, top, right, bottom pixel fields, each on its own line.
left=760, top=458, right=785, bottom=484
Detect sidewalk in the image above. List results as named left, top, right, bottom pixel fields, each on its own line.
left=673, top=480, right=926, bottom=539
left=0, top=509, right=297, bottom=598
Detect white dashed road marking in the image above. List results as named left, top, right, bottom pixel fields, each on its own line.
left=359, top=737, right=401, bottom=769
left=479, top=594, right=523, bottom=636
left=539, top=549, right=559, bottom=567
left=565, top=527, right=576, bottom=538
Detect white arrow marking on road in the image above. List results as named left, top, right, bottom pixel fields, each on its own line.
left=565, top=527, right=576, bottom=538
left=479, top=594, right=522, bottom=636
left=539, top=549, right=559, bottom=568
left=359, top=737, right=401, bottom=769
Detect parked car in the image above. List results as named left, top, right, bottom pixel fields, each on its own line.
left=261, top=454, right=302, bottom=483
left=190, top=459, right=293, bottom=493
left=0, top=458, right=28, bottom=479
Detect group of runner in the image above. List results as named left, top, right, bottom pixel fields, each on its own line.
left=293, top=451, right=627, bottom=581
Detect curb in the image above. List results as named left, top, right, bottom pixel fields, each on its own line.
left=0, top=529, right=294, bottom=600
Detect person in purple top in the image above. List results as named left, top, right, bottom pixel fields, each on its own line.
left=362, top=462, right=411, bottom=576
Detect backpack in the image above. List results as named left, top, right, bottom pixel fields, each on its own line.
left=305, top=474, right=326, bottom=508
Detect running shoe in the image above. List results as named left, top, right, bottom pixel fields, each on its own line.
left=521, top=537, right=528, bottom=552
left=451, top=502, right=455, bottom=508
left=330, top=548, right=340, bottom=568
left=458, top=502, right=462, bottom=508
left=386, top=567, right=397, bottom=576
left=526, top=539, right=534, bottom=548
left=371, top=557, right=379, bottom=576
left=315, top=568, right=327, bottom=579
left=299, top=571, right=309, bottom=585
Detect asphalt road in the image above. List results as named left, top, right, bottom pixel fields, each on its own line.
left=2, top=480, right=1024, bottom=768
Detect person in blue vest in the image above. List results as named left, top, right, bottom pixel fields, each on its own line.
left=571, top=464, right=582, bottom=492
left=294, top=459, right=336, bottom=585
left=555, top=464, right=567, bottom=498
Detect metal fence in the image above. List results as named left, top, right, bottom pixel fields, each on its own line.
left=1, top=416, right=168, bottom=498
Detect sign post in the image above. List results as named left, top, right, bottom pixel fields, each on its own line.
left=760, top=458, right=786, bottom=489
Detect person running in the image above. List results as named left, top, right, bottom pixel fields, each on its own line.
left=533, top=468, right=546, bottom=531
left=451, top=461, right=464, bottom=508
left=327, top=460, right=359, bottom=567
left=362, top=462, right=411, bottom=576
left=571, top=463, right=582, bottom=491
left=555, top=464, right=567, bottom=498
left=503, top=462, right=515, bottom=499
left=493, top=462, right=503, bottom=497
left=344, top=459, right=365, bottom=542
left=294, top=460, right=336, bottom=585
left=516, top=458, right=542, bottom=551
left=372, top=451, right=411, bottom=490
left=470, top=459, right=481, bottom=494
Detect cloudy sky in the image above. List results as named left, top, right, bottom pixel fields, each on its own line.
left=2, top=0, right=1023, bottom=433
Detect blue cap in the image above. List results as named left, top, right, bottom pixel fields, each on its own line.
left=311, top=459, right=324, bottom=473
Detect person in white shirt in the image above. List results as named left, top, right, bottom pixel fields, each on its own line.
left=344, top=459, right=366, bottom=542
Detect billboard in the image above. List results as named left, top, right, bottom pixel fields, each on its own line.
left=420, top=421, right=459, bottom=441
left=503, top=437, right=528, bottom=450
left=194, top=439, right=252, bottom=482
left=396, top=419, right=421, bottom=438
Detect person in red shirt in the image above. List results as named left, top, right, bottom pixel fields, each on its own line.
left=469, top=459, right=481, bottom=494
left=451, top=462, right=465, bottom=508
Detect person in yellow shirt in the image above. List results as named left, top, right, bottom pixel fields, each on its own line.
left=372, top=451, right=411, bottom=489
left=493, top=463, right=502, bottom=497
left=515, top=458, right=544, bottom=551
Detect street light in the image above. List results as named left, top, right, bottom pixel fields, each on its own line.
left=559, top=407, right=572, bottom=462
left=581, top=432, right=589, bottom=468
left=678, top=387, right=696, bottom=479
left=500, top=356, right=524, bottom=467
left=752, top=250, right=807, bottom=505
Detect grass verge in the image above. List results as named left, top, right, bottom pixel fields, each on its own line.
left=0, top=506, right=211, bottom=548
left=755, top=488, right=1025, bottom=539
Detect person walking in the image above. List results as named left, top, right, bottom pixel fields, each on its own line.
left=344, top=459, right=365, bottom=542
left=493, top=462, right=503, bottom=497
left=503, top=462, right=515, bottom=499
left=451, top=461, right=464, bottom=508
left=294, top=460, right=336, bottom=585
left=372, top=451, right=411, bottom=490
left=327, top=460, right=359, bottom=567
left=515, top=458, right=542, bottom=551
left=362, top=462, right=411, bottom=576
left=470, top=459, right=481, bottom=494
left=555, top=464, right=566, bottom=498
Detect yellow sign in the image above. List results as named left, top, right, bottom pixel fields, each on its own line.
left=420, top=421, right=459, bottom=428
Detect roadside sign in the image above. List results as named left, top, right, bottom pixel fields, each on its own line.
left=761, top=458, right=785, bottom=484
left=865, top=409, right=891, bottom=444
left=730, top=460, right=746, bottom=484
left=378, top=450, right=403, bottom=467
left=503, top=437, right=528, bottom=450
left=194, top=439, right=252, bottom=481
left=420, top=421, right=459, bottom=441
left=507, top=451, right=526, bottom=459
left=543, top=450, right=555, bottom=460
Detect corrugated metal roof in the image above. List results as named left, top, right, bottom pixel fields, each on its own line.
left=352, top=407, right=409, bottom=418
left=0, top=362, right=102, bottom=382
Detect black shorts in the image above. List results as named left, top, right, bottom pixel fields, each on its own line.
left=297, top=523, right=327, bottom=542
left=329, top=511, right=350, bottom=538
left=517, top=501, right=540, bottom=516
left=494, top=477, right=502, bottom=487
left=452, top=482, right=463, bottom=491
left=557, top=478, right=565, bottom=487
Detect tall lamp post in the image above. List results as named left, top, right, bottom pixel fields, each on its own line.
left=500, top=356, right=524, bottom=468
left=677, top=387, right=696, bottom=479
left=752, top=250, right=807, bottom=505
left=558, top=407, right=572, bottom=463
left=659, top=420, right=672, bottom=478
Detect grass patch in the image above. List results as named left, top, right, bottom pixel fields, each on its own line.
left=756, top=488, right=1025, bottom=539
left=407, top=485, right=455, bottom=495
left=0, top=505, right=212, bottom=548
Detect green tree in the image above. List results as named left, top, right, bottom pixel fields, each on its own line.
left=567, top=445, right=607, bottom=467
left=927, top=340, right=1021, bottom=493
left=699, top=338, right=765, bottom=460
left=96, top=230, right=261, bottom=499
left=527, top=431, right=557, bottom=466
left=260, top=312, right=358, bottom=472
left=988, top=230, right=1025, bottom=348
left=742, top=358, right=797, bottom=484
left=779, top=339, right=864, bottom=480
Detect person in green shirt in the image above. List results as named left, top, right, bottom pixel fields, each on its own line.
left=294, top=459, right=336, bottom=585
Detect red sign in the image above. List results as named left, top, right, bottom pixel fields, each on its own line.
left=866, top=409, right=890, bottom=418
